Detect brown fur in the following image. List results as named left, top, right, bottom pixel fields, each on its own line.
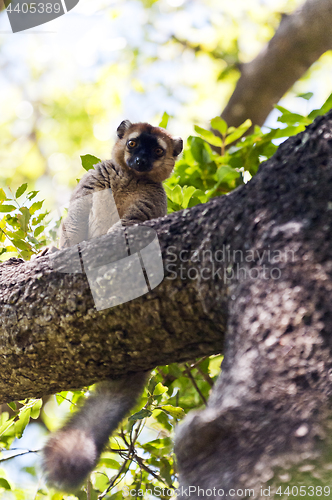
left=60, top=120, right=182, bottom=247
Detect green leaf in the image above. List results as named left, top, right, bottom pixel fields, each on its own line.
left=18, top=207, right=31, bottom=232
left=308, top=92, right=332, bottom=120
left=143, top=437, right=173, bottom=454
left=159, top=111, right=169, bottom=129
left=26, top=235, right=40, bottom=245
left=0, top=414, right=15, bottom=438
left=55, top=391, right=68, bottom=405
left=81, top=154, right=101, bottom=171
left=98, top=457, right=121, bottom=469
left=128, top=409, right=153, bottom=421
left=167, top=364, right=183, bottom=378
left=22, top=466, right=37, bottom=477
left=216, top=165, right=239, bottom=183
left=297, top=92, right=313, bottom=101
left=154, top=383, right=168, bottom=396
left=0, top=205, right=16, bottom=213
left=12, top=239, right=31, bottom=251
left=14, top=408, right=31, bottom=439
left=277, top=112, right=310, bottom=125
left=164, top=184, right=183, bottom=206
left=211, top=116, right=228, bottom=136
left=93, top=472, right=110, bottom=492
left=30, top=399, right=42, bottom=419
left=30, top=201, right=43, bottom=214
left=0, top=189, right=7, bottom=203
left=33, top=211, right=48, bottom=224
left=7, top=228, right=25, bottom=239
left=15, top=183, right=28, bottom=199
left=182, top=186, right=197, bottom=208
left=160, top=457, right=173, bottom=487
left=272, top=125, right=306, bottom=139
left=194, top=125, right=222, bottom=147
left=320, top=92, right=332, bottom=114
left=274, top=105, right=290, bottom=114
left=71, top=390, right=85, bottom=406
left=190, top=137, right=211, bottom=165
left=34, top=225, right=45, bottom=237
left=5, top=215, right=19, bottom=228
left=26, top=191, right=38, bottom=201
left=160, top=405, right=185, bottom=419
left=0, top=478, right=11, bottom=490
left=224, top=119, right=252, bottom=145
left=7, top=402, right=16, bottom=411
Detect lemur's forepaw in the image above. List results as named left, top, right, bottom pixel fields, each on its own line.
left=107, top=220, right=125, bottom=234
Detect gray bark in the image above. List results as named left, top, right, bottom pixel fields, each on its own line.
left=0, top=237, right=224, bottom=403
left=1, top=111, right=332, bottom=497
left=220, top=0, right=332, bottom=131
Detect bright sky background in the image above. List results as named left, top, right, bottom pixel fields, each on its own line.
left=1, top=0, right=331, bottom=138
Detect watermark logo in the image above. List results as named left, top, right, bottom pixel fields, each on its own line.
left=5, top=0, right=79, bottom=33
left=165, top=246, right=295, bottom=282
left=49, top=188, right=164, bottom=312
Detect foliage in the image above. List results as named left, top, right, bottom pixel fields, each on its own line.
left=0, top=94, right=332, bottom=498
left=0, top=186, right=52, bottom=261
left=164, top=92, right=332, bottom=213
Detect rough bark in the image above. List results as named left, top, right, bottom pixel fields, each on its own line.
left=176, top=110, right=332, bottom=498
left=1, top=111, right=332, bottom=497
left=0, top=236, right=225, bottom=402
left=220, top=0, right=332, bottom=131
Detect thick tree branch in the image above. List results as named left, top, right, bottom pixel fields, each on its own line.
left=0, top=233, right=225, bottom=402
left=220, top=0, right=332, bottom=130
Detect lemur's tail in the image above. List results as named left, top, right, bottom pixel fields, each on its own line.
left=42, top=373, right=148, bottom=492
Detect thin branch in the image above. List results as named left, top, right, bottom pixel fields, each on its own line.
left=0, top=449, right=39, bottom=462
left=219, top=0, right=332, bottom=132
left=133, top=453, right=175, bottom=489
left=98, top=457, right=130, bottom=499
left=184, top=364, right=207, bottom=405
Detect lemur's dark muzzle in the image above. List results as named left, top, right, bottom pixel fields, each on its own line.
left=129, top=156, right=153, bottom=172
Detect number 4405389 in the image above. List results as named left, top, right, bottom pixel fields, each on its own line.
left=276, top=485, right=331, bottom=496
left=6, top=3, right=62, bottom=14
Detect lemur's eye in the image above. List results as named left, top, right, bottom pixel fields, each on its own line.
left=155, top=147, right=164, bottom=157
left=127, top=139, right=137, bottom=149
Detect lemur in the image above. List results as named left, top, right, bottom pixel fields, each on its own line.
left=42, top=120, right=183, bottom=491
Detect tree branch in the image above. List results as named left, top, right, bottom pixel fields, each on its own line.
left=220, top=0, right=332, bottom=130
left=0, top=211, right=226, bottom=403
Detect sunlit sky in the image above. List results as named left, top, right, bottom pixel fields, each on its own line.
left=1, top=0, right=331, bottom=132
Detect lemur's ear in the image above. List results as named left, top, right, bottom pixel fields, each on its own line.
left=117, top=120, right=132, bottom=139
left=172, top=137, right=183, bottom=157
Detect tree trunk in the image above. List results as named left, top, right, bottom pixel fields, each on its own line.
left=1, top=111, right=332, bottom=497
left=176, top=110, right=332, bottom=498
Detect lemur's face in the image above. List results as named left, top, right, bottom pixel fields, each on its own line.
left=113, top=120, right=183, bottom=182
left=125, top=130, right=168, bottom=174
